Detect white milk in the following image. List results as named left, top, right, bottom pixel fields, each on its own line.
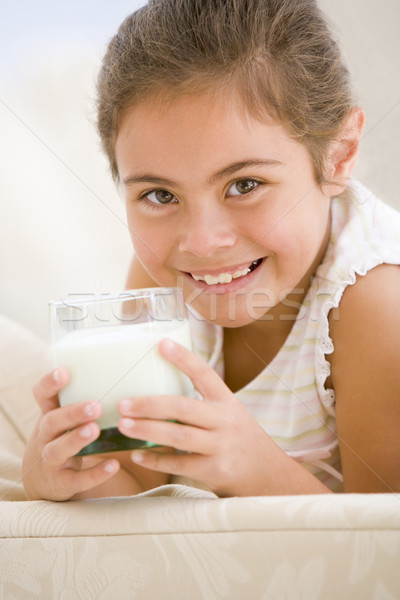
left=53, top=319, right=193, bottom=429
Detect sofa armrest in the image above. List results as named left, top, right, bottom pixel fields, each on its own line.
left=1, top=488, right=400, bottom=598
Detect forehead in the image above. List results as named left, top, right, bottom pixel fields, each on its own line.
left=114, top=91, right=308, bottom=179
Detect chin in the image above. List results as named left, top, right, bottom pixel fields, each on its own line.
left=187, top=298, right=270, bottom=329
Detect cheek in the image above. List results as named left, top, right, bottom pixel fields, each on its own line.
left=263, top=200, right=329, bottom=259
left=127, top=215, right=163, bottom=263
left=131, top=232, right=165, bottom=269
left=256, top=221, right=299, bottom=259
left=244, top=197, right=302, bottom=253
left=127, top=215, right=178, bottom=286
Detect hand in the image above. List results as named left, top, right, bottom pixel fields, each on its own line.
left=22, top=368, right=120, bottom=501
left=117, top=339, right=295, bottom=497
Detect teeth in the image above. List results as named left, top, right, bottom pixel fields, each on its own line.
left=191, top=265, right=253, bottom=285
left=204, top=273, right=232, bottom=285
left=232, top=267, right=249, bottom=279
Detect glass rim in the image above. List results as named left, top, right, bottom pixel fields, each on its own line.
left=48, top=287, right=183, bottom=308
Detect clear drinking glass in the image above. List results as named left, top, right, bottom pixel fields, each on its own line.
left=49, top=288, right=193, bottom=455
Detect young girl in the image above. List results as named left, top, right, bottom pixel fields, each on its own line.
left=23, top=0, right=400, bottom=500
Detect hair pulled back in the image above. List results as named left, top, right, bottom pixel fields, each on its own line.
left=97, top=0, right=355, bottom=183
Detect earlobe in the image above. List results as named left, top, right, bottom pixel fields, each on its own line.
left=323, top=107, right=365, bottom=197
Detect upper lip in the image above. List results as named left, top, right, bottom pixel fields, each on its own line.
left=186, top=259, right=262, bottom=277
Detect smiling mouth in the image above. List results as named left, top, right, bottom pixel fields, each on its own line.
left=189, top=258, right=264, bottom=285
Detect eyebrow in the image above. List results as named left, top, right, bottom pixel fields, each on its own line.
left=122, top=159, right=283, bottom=188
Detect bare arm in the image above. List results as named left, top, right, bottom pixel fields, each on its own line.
left=329, top=264, right=400, bottom=492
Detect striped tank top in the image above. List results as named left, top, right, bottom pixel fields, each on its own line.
left=188, top=180, right=400, bottom=492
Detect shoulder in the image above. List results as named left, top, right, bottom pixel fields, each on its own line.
left=329, top=263, right=400, bottom=370
left=327, top=263, right=400, bottom=492
left=317, top=187, right=400, bottom=289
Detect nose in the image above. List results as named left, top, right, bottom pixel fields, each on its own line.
left=178, top=205, right=237, bottom=258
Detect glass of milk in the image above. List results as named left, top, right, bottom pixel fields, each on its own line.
left=49, top=288, right=193, bottom=455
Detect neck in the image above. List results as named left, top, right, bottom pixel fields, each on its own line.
left=222, top=277, right=313, bottom=391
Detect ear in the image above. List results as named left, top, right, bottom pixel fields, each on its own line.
left=322, top=107, right=365, bottom=197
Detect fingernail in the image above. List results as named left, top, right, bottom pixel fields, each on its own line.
left=80, top=425, right=93, bottom=438
left=104, top=460, right=119, bottom=473
left=131, top=451, right=143, bottom=463
left=53, top=369, right=60, bottom=383
left=120, top=398, right=132, bottom=412
left=83, top=402, right=99, bottom=418
left=162, top=338, right=176, bottom=351
left=120, top=417, right=135, bottom=429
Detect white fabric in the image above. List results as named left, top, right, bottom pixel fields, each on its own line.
left=1, top=489, right=400, bottom=599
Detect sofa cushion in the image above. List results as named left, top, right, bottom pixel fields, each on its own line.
left=1, top=490, right=400, bottom=599
left=0, top=315, right=51, bottom=500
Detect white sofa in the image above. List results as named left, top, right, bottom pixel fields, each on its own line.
left=1, top=314, right=400, bottom=599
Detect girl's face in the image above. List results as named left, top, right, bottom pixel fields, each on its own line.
left=115, top=92, right=331, bottom=327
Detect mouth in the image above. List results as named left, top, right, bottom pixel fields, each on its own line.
left=188, top=258, right=264, bottom=286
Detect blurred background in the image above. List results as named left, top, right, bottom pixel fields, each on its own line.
left=1, top=0, right=399, bottom=340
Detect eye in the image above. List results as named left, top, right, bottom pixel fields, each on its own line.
left=226, top=179, right=260, bottom=196
left=142, top=189, right=178, bottom=205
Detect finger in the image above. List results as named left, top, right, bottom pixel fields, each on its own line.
left=39, top=401, right=102, bottom=444
left=118, top=395, right=218, bottom=429
left=119, top=416, right=213, bottom=454
left=33, top=368, right=70, bottom=413
left=131, top=447, right=206, bottom=479
left=54, top=459, right=120, bottom=501
left=42, top=421, right=101, bottom=466
left=158, top=339, right=229, bottom=401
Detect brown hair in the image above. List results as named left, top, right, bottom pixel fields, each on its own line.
left=96, top=0, right=355, bottom=184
